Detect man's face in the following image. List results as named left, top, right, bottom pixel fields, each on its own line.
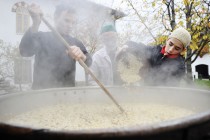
left=100, top=31, right=118, bottom=52
left=55, top=10, right=76, bottom=35
left=165, top=38, right=184, bottom=55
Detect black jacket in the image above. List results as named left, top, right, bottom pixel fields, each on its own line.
left=144, top=45, right=185, bottom=86
left=19, top=29, right=92, bottom=89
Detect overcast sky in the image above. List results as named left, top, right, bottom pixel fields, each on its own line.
left=0, top=0, right=158, bottom=45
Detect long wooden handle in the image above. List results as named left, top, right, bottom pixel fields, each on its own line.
left=41, top=17, right=124, bottom=113
left=78, top=59, right=124, bottom=113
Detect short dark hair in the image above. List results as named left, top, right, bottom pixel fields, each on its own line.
left=54, top=4, right=76, bottom=18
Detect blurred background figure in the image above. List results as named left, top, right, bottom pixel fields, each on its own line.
left=88, top=24, right=122, bottom=86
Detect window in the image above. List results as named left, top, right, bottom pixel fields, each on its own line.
left=12, top=2, right=30, bottom=35
left=16, top=7, right=30, bottom=35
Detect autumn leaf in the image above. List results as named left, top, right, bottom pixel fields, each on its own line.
left=178, top=21, right=184, bottom=26
left=203, top=35, right=208, bottom=40
left=183, top=0, right=189, bottom=5
left=190, top=40, right=198, bottom=50
left=152, top=2, right=156, bottom=7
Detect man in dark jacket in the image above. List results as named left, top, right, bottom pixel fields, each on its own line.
left=19, top=3, right=92, bottom=89
left=116, top=27, right=191, bottom=86
left=144, top=44, right=186, bottom=86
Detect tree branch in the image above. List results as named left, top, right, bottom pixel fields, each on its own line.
left=126, top=0, right=157, bottom=42
left=191, top=40, right=209, bottom=63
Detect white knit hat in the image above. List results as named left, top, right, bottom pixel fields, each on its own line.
left=168, top=27, right=191, bottom=47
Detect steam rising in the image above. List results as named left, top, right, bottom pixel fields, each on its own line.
left=14, top=0, right=207, bottom=89
left=57, top=0, right=120, bottom=37
left=23, top=0, right=125, bottom=88
left=115, top=42, right=194, bottom=87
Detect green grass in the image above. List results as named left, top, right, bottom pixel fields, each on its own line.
left=194, top=79, right=210, bottom=89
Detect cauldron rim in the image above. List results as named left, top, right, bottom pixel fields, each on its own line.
left=0, top=86, right=210, bottom=138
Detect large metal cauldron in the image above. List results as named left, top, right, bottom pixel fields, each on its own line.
left=0, top=86, right=210, bottom=140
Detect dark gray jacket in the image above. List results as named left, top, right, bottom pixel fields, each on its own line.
left=116, top=42, right=185, bottom=86
left=144, top=45, right=185, bottom=86
left=19, top=29, right=92, bottom=89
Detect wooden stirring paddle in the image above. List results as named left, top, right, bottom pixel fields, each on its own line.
left=41, top=17, right=125, bottom=113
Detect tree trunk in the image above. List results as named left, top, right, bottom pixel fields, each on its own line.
left=186, top=46, right=193, bottom=81
left=185, top=4, right=193, bottom=81
left=170, top=0, right=176, bottom=30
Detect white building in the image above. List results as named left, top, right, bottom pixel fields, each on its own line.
left=191, top=53, right=210, bottom=80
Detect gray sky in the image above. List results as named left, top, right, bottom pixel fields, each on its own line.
left=0, top=0, right=160, bottom=45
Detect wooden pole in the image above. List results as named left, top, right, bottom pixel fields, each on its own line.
left=41, top=17, right=124, bottom=113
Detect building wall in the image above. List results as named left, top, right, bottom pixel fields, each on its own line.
left=0, top=0, right=56, bottom=44
left=191, top=54, right=210, bottom=79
